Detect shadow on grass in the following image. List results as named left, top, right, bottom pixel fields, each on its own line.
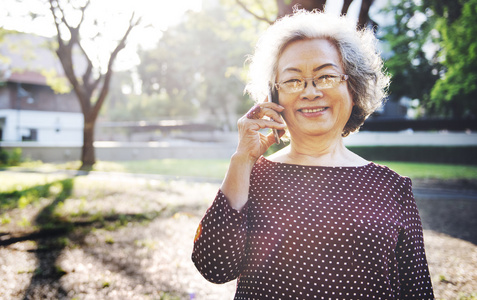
left=0, top=177, right=170, bottom=299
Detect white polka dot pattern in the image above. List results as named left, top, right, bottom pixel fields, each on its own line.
left=192, top=157, right=434, bottom=299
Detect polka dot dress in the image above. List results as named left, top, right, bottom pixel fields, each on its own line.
left=192, top=157, right=434, bottom=299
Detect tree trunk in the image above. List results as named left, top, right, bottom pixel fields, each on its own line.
left=358, top=0, right=374, bottom=29
left=81, top=118, right=96, bottom=171
left=341, top=0, right=354, bottom=15
left=277, top=0, right=327, bottom=18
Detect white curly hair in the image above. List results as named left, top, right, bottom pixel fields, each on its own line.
left=245, top=9, right=390, bottom=136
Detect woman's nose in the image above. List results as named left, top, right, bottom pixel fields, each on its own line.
left=301, top=80, right=323, bottom=100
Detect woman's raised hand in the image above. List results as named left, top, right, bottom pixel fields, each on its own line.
left=235, top=101, right=286, bottom=164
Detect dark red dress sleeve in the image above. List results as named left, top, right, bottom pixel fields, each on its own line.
left=395, top=178, right=434, bottom=299
left=191, top=190, right=248, bottom=284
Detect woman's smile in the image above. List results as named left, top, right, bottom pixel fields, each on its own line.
left=297, top=106, right=329, bottom=115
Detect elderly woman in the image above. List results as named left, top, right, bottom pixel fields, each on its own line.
left=192, top=10, right=434, bottom=299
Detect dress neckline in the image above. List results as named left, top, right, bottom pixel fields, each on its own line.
left=260, top=156, right=374, bottom=169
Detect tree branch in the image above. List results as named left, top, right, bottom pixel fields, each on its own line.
left=358, top=0, right=374, bottom=29
left=48, top=0, right=64, bottom=47
left=92, top=13, right=141, bottom=118
left=235, top=0, right=274, bottom=24
left=48, top=0, right=90, bottom=113
left=78, top=42, right=95, bottom=91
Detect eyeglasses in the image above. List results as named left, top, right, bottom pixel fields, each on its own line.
left=275, top=74, right=349, bottom=94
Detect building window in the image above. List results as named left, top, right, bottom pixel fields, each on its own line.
left=22, top=129, right=38, bottom=141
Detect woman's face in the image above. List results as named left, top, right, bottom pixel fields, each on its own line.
left=276, top=38, right=353, bottom=139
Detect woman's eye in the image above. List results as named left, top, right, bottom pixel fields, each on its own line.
left=318, top=74, right=336, bottom=80
left=284, top=79, right=302, bottom=84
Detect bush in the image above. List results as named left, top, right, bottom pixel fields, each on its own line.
left=266, top=144, right=477, bottom=165
left=348, top=146, right=477, bottom=165
left=0, top=149, right=8, bottom=165
left=0, top=148, right=23, bottom=166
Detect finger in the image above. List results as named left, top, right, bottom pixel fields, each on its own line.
left=246, top=104, right=264, bottom=119
left=245, top=104, right=284, bottom=123
left=260, top=101, right=284, bottom=111
left=246, top=106, right=283, bottom=125
left=247, top=102, right=284, bottom=114
left=244, top=118, right=287, bottom=131
left=260, top=107, right=285, bottom=124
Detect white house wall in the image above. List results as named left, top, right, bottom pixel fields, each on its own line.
left=0, top=109, right=83, bottom=146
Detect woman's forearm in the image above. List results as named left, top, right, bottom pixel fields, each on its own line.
left=220, top=152, right=256, bottom=211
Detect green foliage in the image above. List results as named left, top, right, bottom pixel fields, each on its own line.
left=0, top=149, right=8, bottom=165
left=380, top=0, right=477, bottom=118
left=116, top=159, right=230, bottom=179
left=42, top=68, right=72, bottom=94
left=0, top=28, right=13, bottom=71
left=379, top=0, right=441, bottom=112
left=430, top=0, right=477, bottom=118
left=0, top=148, right=23, bottom=166
left=133, top=4, right=262, bottom=128
left=0, top=178, right=71, bottom=211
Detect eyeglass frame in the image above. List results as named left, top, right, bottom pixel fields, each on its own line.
left=275, top=74, right=349, bottom=94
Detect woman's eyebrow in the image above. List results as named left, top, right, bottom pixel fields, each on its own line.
left=313, top=63, right=339, bottom=72
left=282, top=63, right=340, bottom=74
left=282, top=67, right=302, bottom=73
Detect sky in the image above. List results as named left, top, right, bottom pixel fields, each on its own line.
left=1, top=0, right=368, bottom=43
left=1, top=0, right=202, bottom=37
left=1, top=0, right=384, bottom=71
left=1, top=0, right=203, bottom=69
left=325, top=0, right=362, bottom=22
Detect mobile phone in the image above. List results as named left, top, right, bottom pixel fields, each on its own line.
left=269, top=83, right=279, bottom=104
left=268, top=84, right=281, bottom=145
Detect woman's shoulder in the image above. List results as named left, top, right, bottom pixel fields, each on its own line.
left=367, top=162, right=412, bottom=188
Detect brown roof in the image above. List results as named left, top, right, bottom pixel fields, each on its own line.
left=8, top=70, right=47, bottom=85
left=0, top=32, right=85, bottom=86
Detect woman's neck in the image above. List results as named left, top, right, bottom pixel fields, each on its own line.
left=270, top=133, right=368, bottom=167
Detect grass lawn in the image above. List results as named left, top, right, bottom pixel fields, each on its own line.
left=374, top=161, right=477, bottom=181
left=10, top=159, right=477, bottom=181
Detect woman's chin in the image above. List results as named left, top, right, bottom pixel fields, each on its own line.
left=289, top=125, right=339, bottom=138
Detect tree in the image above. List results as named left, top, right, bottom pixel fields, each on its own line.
left=104, top=69, right=199, bottom=122
left=136, top=6, right=257, bottom=129
left=378, top=0, right=441, bottom=115
left=48, top=0, right=140, bottom=170
left=380, top=0, right=476, bottom=118
left=234, top=0, right=376, bottom=28
left=429, top=0, right=477, bottom=118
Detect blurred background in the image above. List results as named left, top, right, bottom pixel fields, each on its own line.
left=0, top=0, right=475, bottom=168
left=0, top=0, right=476, bottom=299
